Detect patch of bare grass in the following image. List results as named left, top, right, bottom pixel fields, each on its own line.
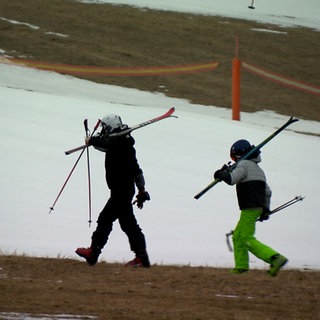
left=0, top=0, right=319, bottom=121
left=0, top=255, right=319, bottom=320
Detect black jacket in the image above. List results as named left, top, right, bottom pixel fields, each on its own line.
left=89, top=134, right=144, bottom=195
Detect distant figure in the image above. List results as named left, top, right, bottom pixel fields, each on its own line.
left=76, top=114, right=151, bottom=268
left=214, top=139, right=288, bottom=276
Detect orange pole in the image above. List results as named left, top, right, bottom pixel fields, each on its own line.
left=232, top=36, right=241, bottom=121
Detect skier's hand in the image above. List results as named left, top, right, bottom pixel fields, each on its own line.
left=258, top=207, right=270, bottom=222
left=220, top=163, right=230, bottom=171
left=133, top=190, right=150, bottom=209
left=214, top=169, right=231, bottom=184
left=85, top=137, right=91, bottom=145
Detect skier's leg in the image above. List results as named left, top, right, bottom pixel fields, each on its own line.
left=91, top=197, right=118, bottom=250
left=76, top=196, right=117, bottom=265
left=236, top=208, right=279, bottom=264
left=232, top=211, right=252, bottom=270
left=244, top=208, right=288, bottom=276
left=116, top=195, right=149, bottom=267
left=244, top=209, right=278, bottom=263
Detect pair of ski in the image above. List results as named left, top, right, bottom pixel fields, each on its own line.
left=66, top=109, right=298, bottom=198
left=65, top=107, right=177, bottom=155
left=194, top=116, right=299, bottom=199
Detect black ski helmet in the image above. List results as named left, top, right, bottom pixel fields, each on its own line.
left=230, top=139, right=252, bottom=162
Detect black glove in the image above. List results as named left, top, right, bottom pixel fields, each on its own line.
left=258, top=207, right=270, bottom=222
left=133, top=190, right=150, bottom=209
left=214, top=165, right=231, bottom=184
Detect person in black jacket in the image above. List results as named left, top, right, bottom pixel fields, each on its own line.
left=76, top=114, right=151, bottom=267
left=214, top=139, right=288, bottom=276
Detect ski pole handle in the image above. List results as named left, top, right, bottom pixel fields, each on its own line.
left=93, top=119, right=101, bottom=132
left=65, top=119, right=101, bottom=155
left=84, top=119, right=89, bottom=135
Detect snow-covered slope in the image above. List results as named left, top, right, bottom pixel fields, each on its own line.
left=0, top=62, right=319, bottom=270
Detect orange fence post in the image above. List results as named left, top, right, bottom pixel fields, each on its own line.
left=232, top=36, right=241, bottom=121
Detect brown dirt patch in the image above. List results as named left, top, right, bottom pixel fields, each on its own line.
left=0, top=0, right=319, bottom=121
left=0, top=255, right=319, bottom=320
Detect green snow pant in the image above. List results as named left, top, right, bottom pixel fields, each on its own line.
left=232, top=208, right=278, bottom=270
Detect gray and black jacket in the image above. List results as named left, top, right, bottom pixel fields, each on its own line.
left=230, top=155, right=271, bottom=210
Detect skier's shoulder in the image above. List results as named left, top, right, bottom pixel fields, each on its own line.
left=239, top=155, right=262, bottom=166
left=118, top=134, right=135, bottom=147
left=234, top=157, right=262, bottom=177
left=238, top=156, right=266, bottom=182
left=236, top=159, right=251, bottom=169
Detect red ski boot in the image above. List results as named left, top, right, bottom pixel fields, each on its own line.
left=125, top=252, right=150, bottom=268
left=75, top=247, right=100, bottom=265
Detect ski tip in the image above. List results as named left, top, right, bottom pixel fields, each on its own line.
left=289, top=116, right=299, bottom=123
left=169, top=107, right=178, bottom=118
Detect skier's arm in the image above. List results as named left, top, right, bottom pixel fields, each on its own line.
left=86, top=134, right=116, bottom=152
left=214, top=169, right=232, bottom=185
left=135, top=172, right=145, bottom=191
left=214, top=162, right=247, bottom=185
left=230, top=164, right=246, bottom=185
left=265, top=183, right=272, bottom=209
left=259, top=183, right=272, bottom=220
left=133, top=172, right=150, bottom=209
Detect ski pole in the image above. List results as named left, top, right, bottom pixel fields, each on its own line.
left=49, top=147, right=86, bottom=214
left=268, top=195, right=305, bottom=215
left=248, top=0, right=255, bottom=9
left=49, top=119, right=101, bottom=213
left=84, top=119, right=92, bottom=227
left=225, top=195, right=305, bottom=251
left=225, top=230, right=234, bottom=252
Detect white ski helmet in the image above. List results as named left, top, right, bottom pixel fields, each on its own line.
left=101, top=114, right=123, bottom=133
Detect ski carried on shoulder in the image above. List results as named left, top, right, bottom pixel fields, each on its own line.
left=194, top=116, right=299, bottom=200
left=113, top=107, right=176, bottom=138
left=65, top=107, right=176, bottom=155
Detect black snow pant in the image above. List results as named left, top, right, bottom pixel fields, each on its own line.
left=91, top=191, right=147, bottom=255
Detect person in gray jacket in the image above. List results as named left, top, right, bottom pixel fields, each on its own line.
left=214, top=139, right=288, bottom=276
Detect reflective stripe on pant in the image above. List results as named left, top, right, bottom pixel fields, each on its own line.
left=232, top=208, right=278, bottom=269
